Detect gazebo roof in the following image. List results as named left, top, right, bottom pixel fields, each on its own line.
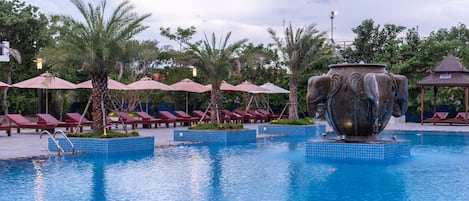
left=433, top=53, right=469, bottom=73
left=417, top=53, right=469, bottom=86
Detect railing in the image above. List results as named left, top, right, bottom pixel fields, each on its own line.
left=40, top=130, right=64, bottom=155
left=53, top=130, right=75, bottom=155
left=39, top=129, right=75, bottom=156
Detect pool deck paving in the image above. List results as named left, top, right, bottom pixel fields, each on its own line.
left=1, top=119, right=468, bottom=160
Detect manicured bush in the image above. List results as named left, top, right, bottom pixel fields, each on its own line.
left=269, top=117, right=314, bottom=125
left=188, top=123, right=244, bottom=130
left=67, top=130, right=139, bottom=138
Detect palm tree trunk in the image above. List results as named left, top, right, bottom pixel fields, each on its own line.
left=209, top=80, right=222, bottom=124
left=288, top=73, right=299, bottom=120
left=91, top=74, right=108, bottom=131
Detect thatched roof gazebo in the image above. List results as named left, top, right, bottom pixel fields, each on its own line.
left=417, top=53, right=469, bottom=124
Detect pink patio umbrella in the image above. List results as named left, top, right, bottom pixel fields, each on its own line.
left=76, top=78, right=131, bottom=90
left=11, top=72, right=77, bottom=114
left=233, top=81, right=268, bottom=92
left=0, top=81, right=9, bottom=88
left=127, top=77, right=174, bottom=91
left=170, top=78, right=210, bottom=113
left=205, top=80, right=238, bottom=92
left=233, top=81, right=268, bottom=110
left=127, top=77, right=174, bottom=113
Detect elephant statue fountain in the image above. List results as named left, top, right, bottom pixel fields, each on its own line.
left=306, top=64, right=408, bottom=142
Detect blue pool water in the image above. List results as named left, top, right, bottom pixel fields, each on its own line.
left=1, top=131, right=469, bottom=201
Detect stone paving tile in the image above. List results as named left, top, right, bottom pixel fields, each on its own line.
left=0, top=120, right=468, bottom=160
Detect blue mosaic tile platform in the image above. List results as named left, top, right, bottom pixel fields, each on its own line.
left=258, top=124, right=326, bottom=137
left=48, top=136, right=154, bottom=154
left=305, top=140, right=410, bottom=161
left=174, top=129, right=256, bottom=144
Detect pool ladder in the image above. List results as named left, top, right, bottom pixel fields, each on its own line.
left=40, top=130, right=75, bottom=156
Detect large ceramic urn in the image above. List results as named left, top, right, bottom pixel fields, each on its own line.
left=306, top=64, right=408, bottom=142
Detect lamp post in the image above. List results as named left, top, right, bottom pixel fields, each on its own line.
left=34, top=58, right=43, bottom=113
left=330, top=11, right=338, bottom=44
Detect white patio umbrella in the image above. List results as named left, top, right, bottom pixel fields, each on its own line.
left=12, top=72, right=77, bottom=114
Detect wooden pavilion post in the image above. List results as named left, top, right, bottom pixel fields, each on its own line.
left=420, top=86, right=425, bottom=125
left=433, top=86, right=438, bottom=113
left=465, top=87, right=468, bottom=125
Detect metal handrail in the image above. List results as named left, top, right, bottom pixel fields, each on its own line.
left=40, top=130, right=64, bottom=155
left=53, top=130, right=75, bottom=155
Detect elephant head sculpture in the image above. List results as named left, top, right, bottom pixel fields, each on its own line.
left=306, top=64, right=408, bottom=141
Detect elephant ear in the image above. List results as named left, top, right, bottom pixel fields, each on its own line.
left=392, top=74, right=408, bottom=117
left=306, top=76, right=330, bottom=118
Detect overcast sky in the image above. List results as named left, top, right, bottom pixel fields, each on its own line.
left=23, top=0, right=469, bottom=48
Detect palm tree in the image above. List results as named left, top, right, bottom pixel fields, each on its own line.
left=58, top=0, right=150, bottom=131
left=186, top=32, right=247, bottom=123
left=268, top=23, right=327, bottom=120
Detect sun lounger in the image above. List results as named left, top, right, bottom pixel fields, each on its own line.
left=0, top=123, right=11, bottom=136
left=247, top=109, right=268, bottom=123
left=6, top=114, right=56, bottom=133
left=257, top=109, right=287, bottom=120
left=37, top=113, right=83, bottom=132
left=221, top=109, right=243, bottom=123
left=422, top=112, right=449, bottom=125
left=233, top=109, right=256, bottom=123
left=66, top=113, right=94, bottom=127
left=442, top=112, right=469, bottom=125
left=117, top=112, right=162, bottom=128
left=159, top=111, right=193, bottom=126
left=192, top=110, right=211, bottom=123
left=174, top=111, right=199, bottom=125
left=135, top=111, right=174, bottom=128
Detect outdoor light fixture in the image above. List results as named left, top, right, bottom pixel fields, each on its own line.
left=192, top=67, right=197, bottom=77
left=330, top=11, right=338, bottom=44
left=34, top=58, right=43, bottom=70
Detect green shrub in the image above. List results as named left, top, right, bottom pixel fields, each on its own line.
left=188, top=123, right=244, bottom=130
left=269, top=117, right=314, bottom=125
left=67, top=130, right=139, bottom=138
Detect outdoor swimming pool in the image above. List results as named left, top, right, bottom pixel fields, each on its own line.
left=1, top=130, right=469, bottom=201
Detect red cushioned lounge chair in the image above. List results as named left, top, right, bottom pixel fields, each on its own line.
left=422, top=112, right=449, bottom=125
left=159, top=111, right=193, bottom=126
left=174, top=111, right=199, bottom=125
left=135, top=111, right=174, bottom=128
left=37, top=113, right=82, bottom=132
left=7, top=114, right=56, bottom=133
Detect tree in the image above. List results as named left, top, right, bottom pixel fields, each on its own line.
left=345, top=19, right=405, bottom=66
left=56, top=0, right=150, bottom=132
left=268, top=23, right=327, bottom=120
left=0, top=0, right=50, bottom=115
left=185, top=32, right=247, bottom=123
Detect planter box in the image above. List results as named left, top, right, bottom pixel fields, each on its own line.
left=305, top=139, right=410, bottom=161
left=258, top=124, right=326, bottom=137
left=174, top=129, right=256, bottom=144
left=48, top=136, right=154, bottom=154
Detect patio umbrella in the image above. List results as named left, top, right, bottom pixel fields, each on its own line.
left=170, top=78, right=209, bottom=113
left=0, top=81, right=9, bottom=88
left=234, top=81, right=268, bottom=110
left=77, top=78, right=132, bottom=116
left=250, top=82, right=289, bottom=114
left=205, top=80, right=238, bottom=92
left=127, top=77, right=174, bottom=113
left=76, top=78, right=131, bottom=90
left=12, top=72, right=77, bottom=114
left=234, top=81, right=268, bottom=92
left=251, top=82, right=289, bottom=94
